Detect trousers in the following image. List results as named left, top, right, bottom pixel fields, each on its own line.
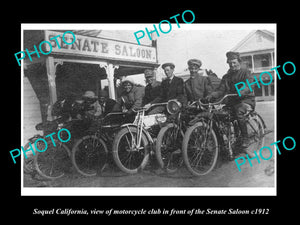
left=232, top=102, right=254, bottom=137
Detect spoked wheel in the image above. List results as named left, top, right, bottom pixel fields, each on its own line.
left=23, top=142, right=36, bottom=174
left=72, top=135, right=108, bottom=177
left=245, top=114, right=265, bottom=155
left=155, top=123, right=184, bottom=173
left=34, top=140, right=72, bottom=180
left=112, top=126, right=149, bottom=174
left=182, top=121, right=219, bottom=176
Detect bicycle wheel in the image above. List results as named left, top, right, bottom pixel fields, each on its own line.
left=245, top=114, right=265, bottom=155
left=34, top=140, right=71, bottom=180
left=182, top=120, right=219, bottom=176
left=155, top=123, right=184, bottom=173
left=72, top=135, right=108, bottom=177
left=23, top=141, right=35, bottom=174
left=112, top=126, right=149, bottom=174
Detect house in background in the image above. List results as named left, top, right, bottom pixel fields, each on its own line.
left=231, top=30, right=275, bottom=101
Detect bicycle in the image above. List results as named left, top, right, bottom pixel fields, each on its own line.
left=112, top=103, right=167, bottom=174
left=155, top=100, right=200, bottom=173
left=71, top=112, right=130, bottom=177
left=23, top=120, right=73, bottom=180
left=182, top=94, right=267, bottom=176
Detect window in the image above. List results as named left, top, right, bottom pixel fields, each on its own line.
left=241, top=56, right=253, bottom=70
left=270, top=83, right=274, bottom=96
left=254, top=86, right=262, bottom=96
left=253, top=53, right=272, bottom=71
left=264, top=86, right=269, bottom=96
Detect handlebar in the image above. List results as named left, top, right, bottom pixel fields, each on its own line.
left=199, top=94, right=238, bottom=106
left=187, top=101, right=198, bottom=107
left=132, top=102, right=167, bottom=113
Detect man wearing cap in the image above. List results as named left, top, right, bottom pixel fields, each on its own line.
left=143, top=69, right=161, bottom=105
left=206, top=51, right=256, bottom=153
left=113, top=77, right=145, bottom=114
left=148, top=62, right=186, bottom=114
left=98, top=89, right=117, bottom=116
left=184, top=59, right=213, bottom=102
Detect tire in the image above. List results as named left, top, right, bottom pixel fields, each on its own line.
left=182, top=120, right=219, bottom=176
left=34, top=140, right=71, bottom=180
left=23, top=141, right=35, bottom=174
left=112, top=126, right=150, bottom=174
left=155, top=123, right=184, bottom=173
left=72, top=135, right=108, bottom=177
left=245, top=115, right=265, bottom=155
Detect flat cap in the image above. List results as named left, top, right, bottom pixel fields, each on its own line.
left=226, top=51, right=240, bottom=60
left=144, top=69, right=155, bottom=78
left=187, top=59, right=202, bottom=67
left=162, top=62, right=175, bottom=69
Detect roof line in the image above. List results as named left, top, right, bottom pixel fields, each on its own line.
left=231, top=30, right=274, bottom=52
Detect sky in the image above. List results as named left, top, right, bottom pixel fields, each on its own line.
left=154, top=29, right=252, bottom=79
left=23, top=24, right=275, bottom=86
left=97, top=24, right=275, bottom=84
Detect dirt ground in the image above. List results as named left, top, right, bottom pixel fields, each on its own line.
left=23, top=101, right=275, bottom=188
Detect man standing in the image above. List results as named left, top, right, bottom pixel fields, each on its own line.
left=148, top=62, right=186, bottom=114
left=143, top=69, right=161, bottom=105
left=206, top=51, right=255, bottom=152
left=184, top=59, right=213, bottom=102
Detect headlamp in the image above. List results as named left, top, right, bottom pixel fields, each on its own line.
left=167, top=99, right=182, bottom=115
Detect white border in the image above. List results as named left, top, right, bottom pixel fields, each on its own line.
left=21, top=23, right=277, bottom=196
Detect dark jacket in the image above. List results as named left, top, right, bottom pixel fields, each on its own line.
left=185, top=75, right=213, bottom=102
left=152, top=76, right=186, bottom=105
left=101, top=98, right=117, bottom=116
left=143, top=80, right=161, bottom=105
left=211, top=68, right=255, bottom=107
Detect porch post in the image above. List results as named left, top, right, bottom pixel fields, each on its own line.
left=99, top=62, right=119, bottom=100
left=45, top=56, right=63, bottom=120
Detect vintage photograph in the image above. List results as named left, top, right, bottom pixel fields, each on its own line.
left=21, top=24, right=276, bottom=195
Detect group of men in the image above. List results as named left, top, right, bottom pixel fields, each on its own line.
left=115, top=58, right=212, bottom=114
left=112, top=51, right=255, bottom=155
left=74, top=51, right=255, bottom=155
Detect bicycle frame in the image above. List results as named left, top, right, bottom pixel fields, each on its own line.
left=120, top=103, right=167, bottom=150
left=121, top=111, right=155, bottom=151
left=196, top=94, right=267, bottom=156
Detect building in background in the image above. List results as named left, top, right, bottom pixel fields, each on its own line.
left=231, top=30, right=275, bottom=101
left=23, top=29, right=158, bottom=142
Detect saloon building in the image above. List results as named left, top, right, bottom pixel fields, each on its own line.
left=23, top=30, right=159, bottom=142
left=231, top=30, right=275, bottom=101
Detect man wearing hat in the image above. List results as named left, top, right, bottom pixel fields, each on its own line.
left=184, top=59, right=213, bottom=102
left=206, top=51, right=256, bottom=154
left=113, top=76, right=145, bottom=114
left=81, top=90, right=102, bottom=118
left=143, top=69, right=161, bottom=105
left=148, top=62, right=186, bottom=114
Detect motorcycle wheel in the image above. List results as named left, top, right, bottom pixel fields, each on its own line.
left=34, top=140, right=71, bottom=180
left=155, top=123, right=184, bottom=173
left=72, top=135, right=108, bottom=177
left=112, top=126, right=149, bottom=174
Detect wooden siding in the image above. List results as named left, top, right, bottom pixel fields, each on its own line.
left=23, top=77, right=43, bottom=144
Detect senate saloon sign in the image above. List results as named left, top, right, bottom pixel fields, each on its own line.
left=44, top=30, right=157, bottom=63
